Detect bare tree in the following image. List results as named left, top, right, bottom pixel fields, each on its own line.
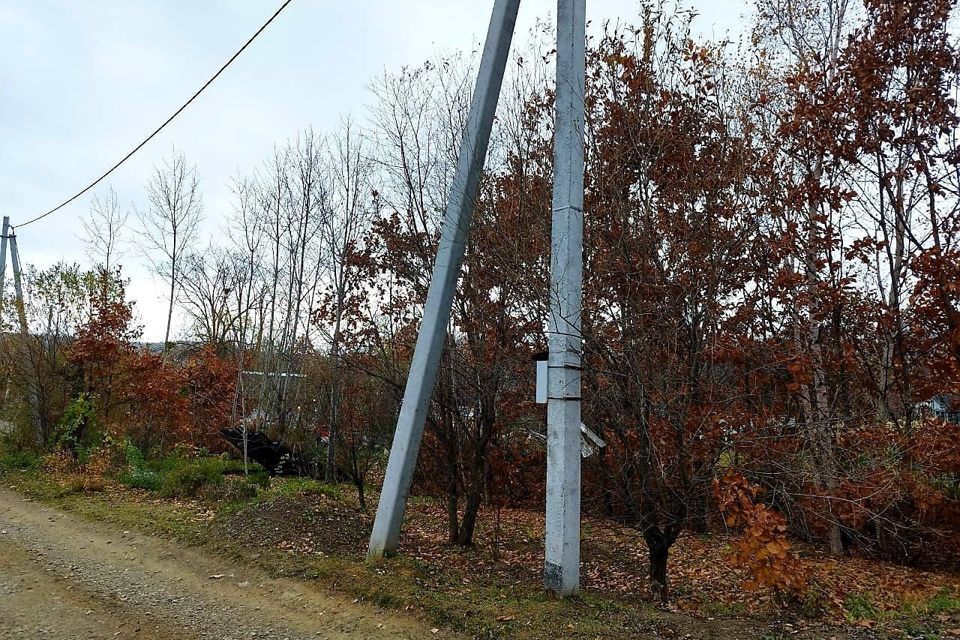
left=81, top=186, right=128, bottom=273
left=223, top=132, right=329, bottom=450
left=226, top=175, right=269, bottom=351
left=181, top=246, right=254, bottom=353
left=136, top=150, right=203, bottom=351
left=318, top=118, right=377, bottom=482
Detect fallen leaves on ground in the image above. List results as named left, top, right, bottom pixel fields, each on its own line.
left=90, top=479, right=960, bottom=625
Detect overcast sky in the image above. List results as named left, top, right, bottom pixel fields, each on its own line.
left=0, top=0, right=749, bottom=340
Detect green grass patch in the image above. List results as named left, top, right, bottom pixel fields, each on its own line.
left=921, top=587, right=960, bottom=616
left=115, top=444, right=267, bottom=499
left=120, top=466, right=163, bottom=491
left=893, top=587, right=960, bottom=624
left=0, top=447, right=40, bottom=472
left=844, top=586, right=960, bottom=640
left=845, top=592, right=884, bottom=622
left=262, top=476, right=341, bottom=501
left=160, top=458, right=226, bottom=497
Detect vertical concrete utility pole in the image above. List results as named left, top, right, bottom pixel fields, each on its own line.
left=367, top=0, right=522, bottom=560
left=545, top=0, right=586, bottom=597
left=0, top=217, right=9, bottom=318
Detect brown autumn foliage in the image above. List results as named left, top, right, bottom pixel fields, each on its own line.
left=715, top=472, right=807, bottom=597
left=62, top=273, right=237, bottom=453
left=328, top=0, right=960, bottom=598
left=182, top=346, right=240, bottom=451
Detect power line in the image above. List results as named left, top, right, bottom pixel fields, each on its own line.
left=18, top=0, right=296, bottom=229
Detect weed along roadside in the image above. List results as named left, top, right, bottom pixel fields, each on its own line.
left=2, top=447, right=958, bottom=640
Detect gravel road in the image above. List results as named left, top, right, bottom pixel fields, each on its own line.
left=0, top=489, right=448, bottom=640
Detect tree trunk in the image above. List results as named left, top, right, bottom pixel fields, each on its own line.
left=811, top=333, right=844, bottom=556
left=647, top=537, right=670, bottom=601
left=689, top=488, right=710, bottom=535
left=326, top=321, right=342, bottom=483
left=354, top=477, right=366, bottom=511
left=455, top=484, right=484, bottom=546
left=446, top=483, right=460, bottom=544
left=441, top=421, right=460, bottom=543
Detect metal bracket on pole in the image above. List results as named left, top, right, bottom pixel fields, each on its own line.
left=367, top=0, right=522, bottom=560
left=545, top=0, right=586, bottom=597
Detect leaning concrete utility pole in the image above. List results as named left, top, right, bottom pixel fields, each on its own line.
left=9, top=229, right=42, bottom=443
left=367, top=0, right=522, bottom=560
left=544, top=0, right=586, bottom=597
left=9, top=232, right=29, bottom=338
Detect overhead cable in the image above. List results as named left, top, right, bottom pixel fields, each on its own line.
left=18, top=0, right=296, bottom=228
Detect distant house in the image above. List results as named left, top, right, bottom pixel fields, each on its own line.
left=918, top=395, right=960, bottom=424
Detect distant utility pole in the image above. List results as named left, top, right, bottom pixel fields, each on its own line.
left=367, top=0, right=522, bottom=560
left=545, top=0, right=587, bottom=597
left=0, top=217, right=9, bottom=318
left=9, top=231, right=29, bottom=339
left=7, top=225, right=42, bottom=443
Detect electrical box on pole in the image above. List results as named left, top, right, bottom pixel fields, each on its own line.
left=534, top=351, right=549, bottom=404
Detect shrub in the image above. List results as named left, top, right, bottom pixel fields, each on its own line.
left=160, top=458, right=225, bottom=498
left=65, top=474, right=107, bottom=494
left=267, top=477, right=341, bottom=500
left=0, top=448, right=40, bottom=472
left=54, top=394, right=99, bottom=452
left=220, top=458, right=269, bottom=487
left=41, top=450, right=76, bottom=475
left=152, top=449, right=191, bottom=474
left=122, top=439, right=149, bottom=469
left=201, top=475, right=260, bottom=502
left=77, top=447, right=112, bottom=481
left=116, top=445, right=266, bottom=498
left=121, top=467, right=163, bottom=491
left=118, top=441, right=162, bottom=491
left=715, top=471, right=807, bottom=598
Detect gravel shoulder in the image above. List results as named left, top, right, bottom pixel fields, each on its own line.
left=0, top=489, right=450, bottom=640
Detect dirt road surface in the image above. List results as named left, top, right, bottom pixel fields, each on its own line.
left=0, top=489, right=450, bottom=640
